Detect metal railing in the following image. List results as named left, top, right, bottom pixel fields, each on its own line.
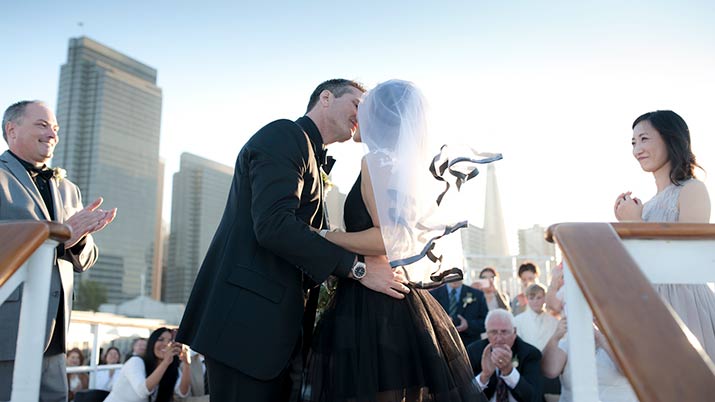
left=66, top=311, right=173, bottom=388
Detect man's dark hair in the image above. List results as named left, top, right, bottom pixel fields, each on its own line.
left=518, top=262, right=540, bottom=278
left=479, top=267, right=498, bottom=278
left=305, top=79, right=365, bottom=113
left=2, top=100, right=43, bottom=142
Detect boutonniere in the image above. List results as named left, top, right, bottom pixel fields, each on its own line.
left=52, top=167, right=66, bottom=181
left=320, top=169, right=333, bottom=191
left=462, top=293, right=475, bottom=308
left=511, top=356, right=519, bottom=369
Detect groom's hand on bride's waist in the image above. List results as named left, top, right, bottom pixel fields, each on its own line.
left=360, top=255, right=410, bottom=299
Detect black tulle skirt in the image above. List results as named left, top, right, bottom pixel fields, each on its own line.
left=302, top=279, right=485, bottom=402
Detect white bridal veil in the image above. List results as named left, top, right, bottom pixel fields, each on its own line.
left=359, top=79, right=502, bottom=288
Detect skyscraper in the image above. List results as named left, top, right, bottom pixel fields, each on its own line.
left=164, top=153, right=233, bottom=304
left=53, top=36, right=163, bottom=303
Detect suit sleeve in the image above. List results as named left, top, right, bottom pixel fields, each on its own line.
left=511, top=346, right=544, bottom=402
left=247, top=121, right=354, bottom=282
left=60, top=183, right=98, bottom=272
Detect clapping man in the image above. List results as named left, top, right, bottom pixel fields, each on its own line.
left=467, top=309, right=543, bottom=402
left=0, top=100, right=116, bottom=401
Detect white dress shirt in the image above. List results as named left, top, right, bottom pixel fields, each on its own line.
left=475, top=367, right=520, bottom=402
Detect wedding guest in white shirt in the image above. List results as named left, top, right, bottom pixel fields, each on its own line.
left=95, top=346, right=121, bottom=391
left=515, top=283, right=561, bottom=400
left=515, top=284, right=559, bottom=352
left=104, top=328, right=191, bottom=402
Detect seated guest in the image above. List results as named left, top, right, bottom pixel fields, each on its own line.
left=515, top=283, right=561, bottom=400
left=511, top=262, right=540, bottom=316
left=105, top=328, right=191, bottom=402
left=431, top=280, right=489, bottom=346
left=541, top=319, right=637, bottom=402
left=514, top=284, right=559, bottom=351
left=474, top=267, right=511, bottom=312
left=125, top=337, right=147, bottom=362
left=96, top=346, right=122, bottom=391
left=67, top=348, right=89, bottom=401
left=467, top=309, right=543, bottom=402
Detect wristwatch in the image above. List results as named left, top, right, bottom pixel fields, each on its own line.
left=351, top=258, right=367, bottom=280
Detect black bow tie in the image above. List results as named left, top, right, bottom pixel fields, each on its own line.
left=30, top=166, right=54, bottom=181
left=317, top=148, right=336, bottom=174
left=324, top=155, right=336, bottom=174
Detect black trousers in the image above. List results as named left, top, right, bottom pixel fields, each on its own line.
left=205, top=349, right=302, bottom=402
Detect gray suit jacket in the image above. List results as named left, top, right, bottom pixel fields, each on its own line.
left=0, top=150, right=98, bottom=361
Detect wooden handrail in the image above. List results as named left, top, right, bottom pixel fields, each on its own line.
left=0, top=221, right=71, bottom=288
left=548, top=222, right=715, bottom=401
left=546, top=222, right=715, bottom=242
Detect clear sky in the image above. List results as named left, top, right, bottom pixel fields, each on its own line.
left=2, top=0, right=714, bottom=253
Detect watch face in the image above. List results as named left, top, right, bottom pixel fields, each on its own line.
left=353, top=262, right=367, bottom=279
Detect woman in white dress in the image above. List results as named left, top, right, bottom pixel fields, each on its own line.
left=614, top=110, right=714, bottom=361
left=104, top=327, right=191, bottom=402
left=95, top=346, right=121, bottom=391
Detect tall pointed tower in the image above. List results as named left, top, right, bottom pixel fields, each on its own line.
left=484, top=164, right=509, bottom=256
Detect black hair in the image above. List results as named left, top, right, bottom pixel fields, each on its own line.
left=143, top=327, right=179, bottom=402
left=633, top=110, right=703, bottom=185
left=305, top=79, right=365, bottom=113
left=518, top=262, right=539, bottom=278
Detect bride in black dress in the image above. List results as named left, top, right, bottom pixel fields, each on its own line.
left=302, top=80, right=499, bottom=402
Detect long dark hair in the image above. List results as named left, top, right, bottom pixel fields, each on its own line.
left=633, top=110, right=703, bottom=185
left=102, top=346, right=121, bottom=364
left=143, top=327, right=179, bottom=402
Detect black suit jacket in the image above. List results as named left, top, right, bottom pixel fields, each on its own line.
left=176, top=117, right=356, bottom=381
left=467, top=337, right=543, bottom=402
left=430, top=284, right=488, bottom=346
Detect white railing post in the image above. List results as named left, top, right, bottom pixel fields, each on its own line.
left=89, top=323, right=100, bottom=389
left=89, top=323, right=100, bottom=388
left=11, top=239, right=58, bottom=402
left=563, top=260, right=599, bottom=402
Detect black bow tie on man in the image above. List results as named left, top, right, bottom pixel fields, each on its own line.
left=317, top=148, right=336, bottom=174
left=30, top=165, right=55, bottom=181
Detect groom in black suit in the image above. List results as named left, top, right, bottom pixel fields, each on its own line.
left=176, top=79, right=410, bottom=402
left=431, top=280, right=488, bottom=347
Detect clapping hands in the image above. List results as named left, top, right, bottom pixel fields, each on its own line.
left=64, top=197, right=117, bottom=249
left=480, top=344, right=514, bottom=382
